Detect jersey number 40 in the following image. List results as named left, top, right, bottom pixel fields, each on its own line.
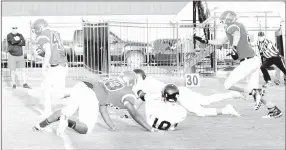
left=51, top=32, right=64, bottom=52
left=152, top=118, right=178, bottom=131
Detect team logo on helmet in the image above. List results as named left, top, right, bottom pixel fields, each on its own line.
left=162, top=84, right=179, bottom=103
left=31, top=19, right=49, bottom=35
left=219, top=10, right=237, bottom=25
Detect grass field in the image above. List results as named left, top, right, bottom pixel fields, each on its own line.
left=2, top=71, right=285, bottom=150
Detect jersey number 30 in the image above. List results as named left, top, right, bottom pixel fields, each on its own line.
left=152, top=118, right=177, bottom=131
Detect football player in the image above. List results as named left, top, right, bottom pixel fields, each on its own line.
left=132, top=84, right=241, bottom=131
left=31, top=19, right=68, bottom=117
left=83, top=71, right=160, bottom=132
left=193, top=10, right=282, bottom=118
left=33, top=81, right=99, bottom=136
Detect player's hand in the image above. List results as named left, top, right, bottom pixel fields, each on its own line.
left=36, top=47, right=45, bottom=57
left=193, top=36, right=208, bottom=44
left=14, top=36, right=20, bottom=41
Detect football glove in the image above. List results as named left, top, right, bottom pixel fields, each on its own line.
left=193, top=36, right=208, bottom=44
left=226, top=46, right=239, bottom=60
left=36, top=47, right=45, bottom=57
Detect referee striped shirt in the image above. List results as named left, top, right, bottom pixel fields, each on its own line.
left=257, top=39, right=280, bottom=58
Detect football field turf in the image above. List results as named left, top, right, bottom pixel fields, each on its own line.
left=2, top=76, right=285, bottom=149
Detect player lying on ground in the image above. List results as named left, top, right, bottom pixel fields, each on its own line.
left=193, top=10, right=282, bottom=118
left=75, top=71, right=161, bottom=132
left=132, top=68, right=243, bottom=115
left=128, top=84, right=241, bottom=131
left=33, top=82, right=99, bottom=136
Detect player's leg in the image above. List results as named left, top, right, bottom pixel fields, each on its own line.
left=8, top=54, right=17, bottom=88
left=41, top=72, right=53, bottom=116
left=224, top=56, right=261, bottom=94
left=17, top=55, right=31, bottom=88
left=191, top=103, right=240, bottom=117
left=260, top=58, right=275, bottom=87
left=57, top=82, right=99, bottom=135
left=273, top=56, right=286, bottom=84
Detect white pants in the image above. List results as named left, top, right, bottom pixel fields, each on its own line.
left=61, top=82, right=99, bottom=134
left=42, top=64, right=68, bottom=111
left=224, top=56, right=261, bottom=93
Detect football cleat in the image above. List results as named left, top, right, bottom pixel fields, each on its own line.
left=262, top=81, right=273, bottom=88
left=262, top=106, right=283, bottom=118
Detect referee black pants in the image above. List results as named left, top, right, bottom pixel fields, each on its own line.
left=260, top=56, right=286, bottom=82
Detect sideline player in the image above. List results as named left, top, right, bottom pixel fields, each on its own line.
left=193, top=10, right=282, bottom=118
left=33, top=82, right=99, bottom=135
left=31, top=19, right=68, bottom=117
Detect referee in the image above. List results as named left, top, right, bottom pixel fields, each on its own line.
left=257, top=31, right=286, bottom=87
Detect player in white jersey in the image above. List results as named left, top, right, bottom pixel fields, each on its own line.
left=33, top=82, right=99, bottom=136
left=143, top=84, right=241, bottom=131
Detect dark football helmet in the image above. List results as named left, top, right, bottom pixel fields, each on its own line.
left=162, top=84, right=179, bottom=102
left=31, top=19, right=49, bottom=35
left=133, top=69, right=147, bottom=80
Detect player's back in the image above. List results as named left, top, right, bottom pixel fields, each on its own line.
left=84, top=78, right=135, bottom=109
left=135, top=76, right=165, bottom=94
left=36, top=29, right=67, bottom=65
left=225, top=22, right=255, bottom=60
left=145, top=95, right=187, bottom=131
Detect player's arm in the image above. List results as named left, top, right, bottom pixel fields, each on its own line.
left=7, top=34, right=20, bottom=45
left=122, top=95, right=153, bottom=132
left=17, top=34, right=26, bottom=46
left=42, top=43, right=52, bottom=70
left=99, top=104, right=117, bottom=131
left=194, top=33, right=228, bottom=46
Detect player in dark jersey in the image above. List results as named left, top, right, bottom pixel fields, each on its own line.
left=194, top=10, right=282, bottom=118
left=31, top=19, right=68, bottom=117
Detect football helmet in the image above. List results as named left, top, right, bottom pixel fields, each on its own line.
left=219, top=10, right=237, bottom=25
left=31, top=19, right=49, bottom=35
left=120, top=71, right=137, bottom=86
left=133, top=69, right=147, bottom=80
left=162, top=84, right=179, bottom=102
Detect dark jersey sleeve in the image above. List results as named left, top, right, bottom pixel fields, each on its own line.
left=226, top=24, right=240, bottom=35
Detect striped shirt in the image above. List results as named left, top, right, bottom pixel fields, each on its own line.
left=257, top=38, right=280, bottom=58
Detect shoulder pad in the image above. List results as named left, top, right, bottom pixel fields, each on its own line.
left=226, top=24, right=240, bottom=35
